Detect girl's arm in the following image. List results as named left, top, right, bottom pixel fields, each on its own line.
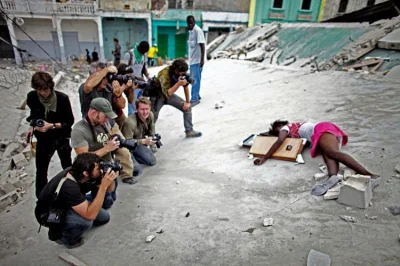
left=254, top=130, right=289, bottom=165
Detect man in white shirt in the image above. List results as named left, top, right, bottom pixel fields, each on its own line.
left=187, top=15, right=205, bottom=107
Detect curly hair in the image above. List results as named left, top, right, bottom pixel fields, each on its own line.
left=31, top=71, right=54, bottom=91
left=269, top=120, right=289, bottom=136
left=169, top=58, right=188, bottom=77
left=70, top=153, right=102, bottom=181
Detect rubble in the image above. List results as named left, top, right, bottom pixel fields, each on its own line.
left=11, top=153, right=29, bottom=169
left=339, top=215, right=357, bottom=223
left=146, top=235, right=155, bottom=243
left=323, top=183, right=342, bottom=200
left=313, top=173, right=326, bottom=181
left=0, top=190, right=19, bottom=212
left=307, top=249, right=331, bottom=266
left=337, top=175, right=373, bottom=209
left=2, top=143, right=20, bottom=159
left=263, top=217, right=274, bottom=227
left=395, top=163, right=400, bottom=174
left=388, top=206, right=400, bottom=215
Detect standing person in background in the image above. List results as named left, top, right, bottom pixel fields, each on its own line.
left=186, top=15, right=205, bottom=107
left=85, top=49, right=91, bottom=64
left=112, top=38, right=121, bottom=66
left=92, top=48, right=99, bottom=63
left=124, top=41, right=150, bottom=115
left=147, top=43, right=158, bottom=67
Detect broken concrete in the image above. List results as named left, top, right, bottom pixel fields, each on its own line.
left=343, top=169, right=355, bottom=181
left=394, top=163, right=400, bottom=173
left=323, top=183, right=342, bottom=200
left=339, top=215, right=357, bottom=223
left=378, top=28, right=400, bottom=51
left=11, top=153, right=28, bottom=169
left=263, top=217, right=274, bottom=227
left=307, top=249, right=331, bottom=266
left=58, top=251, right=88, bottom=266
left=337, top=175, right=373, bottom=209
left=0, top=190, right=19, bottom=212
left=2, top=143, right=19, bottom=159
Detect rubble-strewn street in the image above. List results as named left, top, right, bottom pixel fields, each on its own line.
left=0, top=59, right=399, bottom=265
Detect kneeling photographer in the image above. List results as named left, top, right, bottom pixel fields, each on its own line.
left=147, top=58, right=202, bottom=138
left=35, top=153, right=118, bottom=249
left=121, top=97, right=159, bottom=176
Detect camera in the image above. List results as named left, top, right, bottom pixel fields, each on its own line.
left=111, top=134, right=138, bottom=151
left=152, top=134, right=163, bottom=149
left=181, top=73, right=194, bottom=84
left=100, top=161, right=123, bottom=174
left=107, top=73, right=147, bottom=88
left=30, top=119, right=45, bottom=127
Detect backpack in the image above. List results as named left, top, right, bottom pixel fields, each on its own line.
left=142, top=77, right=162, bottom=98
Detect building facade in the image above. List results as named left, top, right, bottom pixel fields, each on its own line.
left=249, top=0, right=323, bottom=26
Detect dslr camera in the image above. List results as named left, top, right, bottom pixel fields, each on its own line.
left=181, top=73, right=194, bottom=84
left=152, top=134, right=163, bottom=149
left=111, top=134, right=138, bottom=151
left=100, top=160, right=123, bottom=174
left=30, top=119, right=45, bottom=128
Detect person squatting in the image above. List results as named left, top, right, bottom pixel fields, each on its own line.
left=32, top=55, right=202, bottom=248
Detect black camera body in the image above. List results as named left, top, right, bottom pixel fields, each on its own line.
left=181, top=74, right=195, bottom=84
left=30, top=119, right=45, bottom=128
left=152, top=133, right=163, bottom=149
left=111, top=134, right=138, bottom=151
left=107, top=73, right=147, bottom=89
left=100, top=161, right=123, bottom=174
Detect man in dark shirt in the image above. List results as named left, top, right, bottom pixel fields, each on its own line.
left=27, top=71, right=74, bottom=198
left=112, top=38, right=121, bottom=66
left=35, top=153, right=118, bottom=248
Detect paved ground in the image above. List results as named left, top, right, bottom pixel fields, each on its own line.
left=0, top=60, right=399, bottom=265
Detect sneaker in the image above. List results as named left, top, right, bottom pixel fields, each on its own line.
left=190, top=100, right=200, bottom=107
left=122, top=177, right=138, bottom=184
left=186, top=130, right=202, bottom=138
left=56, top=237, right=86, bottom=249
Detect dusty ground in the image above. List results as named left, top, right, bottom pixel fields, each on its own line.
left=0, top=60, right=399, bottom=265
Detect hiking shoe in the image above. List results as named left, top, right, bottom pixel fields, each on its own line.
left=190, top=100, right=200, bottom=107
left=186, top=130, right=202, bottom=138
left=122, top=177, right=138, bottom=185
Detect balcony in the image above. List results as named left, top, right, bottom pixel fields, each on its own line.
left=0, top=0, right=97, bottom=16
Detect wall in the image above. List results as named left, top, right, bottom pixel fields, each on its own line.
left=322, top=0, right=390, bottom=20
left=99, top=0, right=150, bottom=11
left=194, top=0, right=250, bottom=12
left=102, top=18, right=149, bottom=61
left=14, top=18, right=59, bottom=59
left=253, top=0, right=322, bottom=24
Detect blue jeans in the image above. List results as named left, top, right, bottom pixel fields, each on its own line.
left=190, top=63, right=202, bottom=102
left=131, top=145, right=157, bottom=176
left=59, top=208, right=110, bottom=246
left=128, top=89, right=143, bottom=115
left=85, top=179, right=118, bottom=210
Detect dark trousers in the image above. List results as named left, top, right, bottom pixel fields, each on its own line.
left=35, top=138, right=72, bottom=198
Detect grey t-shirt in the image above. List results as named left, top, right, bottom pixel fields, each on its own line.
left=71, top=119, right=113, bottom=162
left=79, top=83, right=113, bottom=118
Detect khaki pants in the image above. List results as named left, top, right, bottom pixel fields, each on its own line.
left=110, top=123, right=134, bottom=179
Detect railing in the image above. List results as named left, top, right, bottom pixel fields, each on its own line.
left=0, top=0, right=96, bottom=15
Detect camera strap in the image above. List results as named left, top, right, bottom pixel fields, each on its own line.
left=54, top=176, right=77, bottom=200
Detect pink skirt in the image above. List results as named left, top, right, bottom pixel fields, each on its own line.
left=310, top=122, right=348, bottom=158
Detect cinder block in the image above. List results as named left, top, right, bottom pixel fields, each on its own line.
left=337, top=175, right=372, bottom=209
left=12, top=153, right=29, bottom=168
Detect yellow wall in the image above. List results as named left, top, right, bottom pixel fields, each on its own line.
left=248, top=0, right=256, bottom=27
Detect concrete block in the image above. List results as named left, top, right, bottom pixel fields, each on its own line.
left=314, top=173, right=326, bottom=181
left=12, top=180, right=23, bottom=189
left=343, top=169, right=355, bottom=180
left=21, top=145, right=32, bottom=160
left=11, top=153, right=28, bottom=168
left=307, top=249, right=331, bottom=266
left=0, top=190, right=19, bottom=212
left=324, top=183, right=342, bottom=200
left=0, top=183, right=17, bottom=194
left=263, top=218, right=274, bottom=227
left=2, top=143, right=19, bottom=159
left=337, top=175, right=372, bottom=209
left=378, top=28, right=400, bottom=50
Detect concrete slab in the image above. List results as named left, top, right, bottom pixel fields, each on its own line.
left=307, top=249, right=331, bottom=266
left=384, top=65, right=400, bottom=80
left=378, top=28, right=400, bottom=51
left=337, top=175, right=372, bottom=209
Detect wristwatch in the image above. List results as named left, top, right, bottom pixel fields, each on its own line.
left=52, top=123, right=56, bottom=129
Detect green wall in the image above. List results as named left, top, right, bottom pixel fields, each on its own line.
left=254, top=0, right=322, bottom=24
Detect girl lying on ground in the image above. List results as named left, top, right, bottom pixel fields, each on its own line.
left=254, top=120, right=379, bottom=195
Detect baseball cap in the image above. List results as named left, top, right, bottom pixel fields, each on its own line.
left=90, top=98, right=117, bottom=119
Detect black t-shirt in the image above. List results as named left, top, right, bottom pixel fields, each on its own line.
left=35, top=167, right=96, bottom=217
left=78, top=83, right=113, bottom=118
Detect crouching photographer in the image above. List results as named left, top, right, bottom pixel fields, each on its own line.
left=146, top=58, right=202, bottom=138
left=121, top=97, right=159, bottom=176
left=35, top=153, right=118, bottom=249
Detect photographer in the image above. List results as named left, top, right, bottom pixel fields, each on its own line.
left=121, top=97, right=157, bottom=176
left=78, top=62, right=135, bottom=184
left=151, top=58, right=202, bottom=138
left=71, top=98, right=137, bottom=185
left=123, top=41, right=150, bottom=115
left=35, top=153, right=118, bottom=249
left=27, top=72, right=74, bottom=198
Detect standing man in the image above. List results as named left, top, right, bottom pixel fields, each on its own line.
left=147, top=43, right=158, bottom=67
left=27, top=72, right=74, bottom=198
left=186, top=15, right=205, bottom=107
left=124, top=41, right=150, bottom=115
left=112, top=38, right=121, bottom=66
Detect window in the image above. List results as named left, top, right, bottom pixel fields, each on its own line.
left=186, top=0, right=194, bottom=9
left=338, top=0, right=348, bottom=13
left=301, top=0, right=312, bottom=10
left=273, top=0, right=284, bottom=9
left=168, top=0, right=176, bottom=8
left=367, top=0, right=375, bottom=6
